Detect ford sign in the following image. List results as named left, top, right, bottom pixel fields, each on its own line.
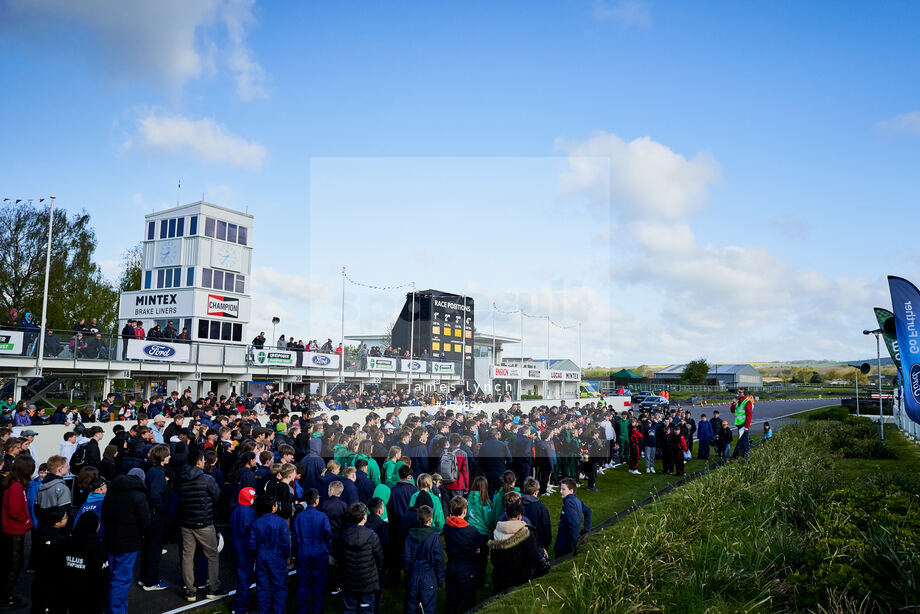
left=143, top=344, right=176, bottom=359
left=911, top=364, right=920, bottom=404
left=312, top=355, right=331, bottom=366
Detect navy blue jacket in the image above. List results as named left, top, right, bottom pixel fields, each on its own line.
left=388, top=480, right=418, bottom=522
left=697, top=420, right=713, bottom=443
left=292, top=506, right=331, bottom=560
left=318, top=496, right=348, bottom=542
left=443, top=520, right=484, bottom=575
left=478, top=438, right=511, bottom=477
left=250, top=512, right=290, bottom=567
left=402, top=526, right=445, bottom=586
left=299, top=452, right=326, bottom=491
left=554, top=494, right=592, bottom=557
left=146, top=465, right=170, bottom=514
left=354, top=469, right=375, bottom=503
left=340, top=478, right=360, bottom=506
left=230, top=504, right=257, bottom=561
left=521, top=494, right=552, bottom=551
left=408, top=443, right=429, bottom=478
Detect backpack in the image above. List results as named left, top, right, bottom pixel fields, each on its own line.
left=438, top=448, right=459, bottom=483
left=70, top=442, right=90, bottom=472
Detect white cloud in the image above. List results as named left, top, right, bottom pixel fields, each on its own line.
left=557, top=132, right=721, bottom=220
left=129, top=110, right=267, bottom=170
left=556, top=131, right=886, bottom=362
left=1, top=0, right=268, bottom=99
left=223, top=0, right=269, bottom=101
left=878, top=111, right=920, bottom=137
left=592, top=0, right=651, bottom=27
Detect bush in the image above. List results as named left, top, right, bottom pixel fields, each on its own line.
left=807, top=406, right=849, bottom=421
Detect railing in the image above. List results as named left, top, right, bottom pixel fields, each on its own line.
left=0, top=328, right=461, bottom=374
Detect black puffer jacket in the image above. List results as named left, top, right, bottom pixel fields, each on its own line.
left=176, top=466, right=220, bottom=528
left=100, top=474, right=151, bottom=554
left=335, top=524, right=384, bottom=593
left=488, top=522, right=546, bottom=594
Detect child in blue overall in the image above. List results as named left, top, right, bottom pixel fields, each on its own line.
left=251, top=492, right=291, bottom=614
left=230, top=487, right=257, bottom=614
left=293, top=488, right=332, bottom=614
left=402, top=505, right=445, bottom=614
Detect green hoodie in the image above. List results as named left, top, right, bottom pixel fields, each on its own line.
left=353, top=453, right=381, bottom=486
left=372, top=483, right=391, bottom=521
left=491, top=486, right=521, bottom=527
left=382, top=459, right=408, bottom=488
left=333, top=444, right=351, bottom=467
left=465, top=491, right=493, bottom=536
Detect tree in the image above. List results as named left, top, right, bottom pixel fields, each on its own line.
left=809, top=371, right=824, bottom=384
left=0, top=200, right=117, bottom=332
left=118, top=243, right=143, bottom=292
left=681, top=358, right=710, bottom=384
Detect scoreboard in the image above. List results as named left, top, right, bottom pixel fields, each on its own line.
left=391, top=289, right=474, bottom=381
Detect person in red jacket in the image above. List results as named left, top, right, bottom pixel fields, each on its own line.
left=1, top=456, right=36, bottom=609
left=442, top=434, right=469, bottom=496
left=627, top=419, right=643, bottom=475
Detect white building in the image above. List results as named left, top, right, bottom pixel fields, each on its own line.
left=118, top=201, right=253, bottom=345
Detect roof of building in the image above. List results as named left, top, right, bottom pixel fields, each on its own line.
left=656, top=363, right=759, bottom=376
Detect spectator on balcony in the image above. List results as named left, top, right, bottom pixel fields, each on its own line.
left=252, top=332, right=266, bottom=349
left=19, top=313, right=39, bottom=357
left=163, top=321, right=177, bottom=340
left=45, top=328, right=64, bottom=358
left=121, top=320, right=136, bottom=360
left=134, top=321, right=146, bottom=340
left=319, top=339, right=332, bottom=353
left=88, top=318, right=100, bottom=334
left=2, top=308, right=19, bottom=329
left=335, top=343, right=343, bottom=356
left=277, top=335, right=286, bottom=350
left=177, top=328, right=190, bottom=344
left=84, top=333, right=102, bottom=359
left=147, top=325, right=163, bottom=341
left=74, top=318, right=89, bottom=334
left=69, top=333, right=87, bottom=359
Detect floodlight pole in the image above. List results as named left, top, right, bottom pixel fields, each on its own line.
left=36, top=196, right=55, bottom=370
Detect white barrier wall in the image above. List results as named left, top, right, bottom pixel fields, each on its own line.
left=16, top=396, right=623, bottom=465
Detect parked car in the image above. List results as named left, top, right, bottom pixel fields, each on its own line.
left=639, top=395, right=670, bottom=411
left=632, top=391, right=652, bottom=404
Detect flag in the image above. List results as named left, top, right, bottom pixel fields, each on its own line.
left=887, top=276, right=920, bottom=424
left=874, top=307, right=901, bottom=370
left=15, top=199, right=21, bottom=204
left=2, top=198, right=8, bottom=202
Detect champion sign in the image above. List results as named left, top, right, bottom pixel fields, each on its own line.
left=207, top=294, right=239, bottom=319
left=143, top=344, right=176, bottom=359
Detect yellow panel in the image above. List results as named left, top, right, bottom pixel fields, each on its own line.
left=465, top=345, right=472, bottom=353
left=454, top=328, right=461, bottom=337
left=443, top=327, right=452, bottom=337
left=432, top=341, right=440, bottom=351
left=432, top=326, right=440, bottom=335
left=465, top=330, right=472, bottom=339
left=454, top=343, right=462, bottom=352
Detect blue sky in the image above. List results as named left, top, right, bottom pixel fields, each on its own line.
left=1, top=0, right=919, bottom=365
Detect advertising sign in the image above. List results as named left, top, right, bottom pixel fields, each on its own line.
left=432, top=361, right=456, bottom=375
left=125, top=339, right=191, bottom=362
left=564, top=371, right=581, bottom=381
left=401, top=359, right=427, bottom=373
left=492, top=365, right=520, bottom=379
left=887, top=276, right=920, bottom=424
left=207, top=294, right=239, bottom=319
left=304, top=353, right=341, bottom=370
left=253, top=350, right=297, bottom=366
left=367, top=356, right=397, bottom=372
left=119, top=290, right=194, bottom=320
left=0, top=330, right=24, bottom=355
left=549, top=371, right=564, bottom=380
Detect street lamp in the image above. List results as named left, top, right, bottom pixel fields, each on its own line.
left=271, top=317, right=280, bottom=347
left=864, top=329, right=885, bottom=440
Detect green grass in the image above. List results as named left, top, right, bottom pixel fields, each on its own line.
left=479, top=420, right=920, bottom=614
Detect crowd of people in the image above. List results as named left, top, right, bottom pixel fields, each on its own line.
left=0, top=389, right=756, bottom=614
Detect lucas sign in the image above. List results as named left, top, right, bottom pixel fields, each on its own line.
left=125, top=339, right=190, bottom=362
